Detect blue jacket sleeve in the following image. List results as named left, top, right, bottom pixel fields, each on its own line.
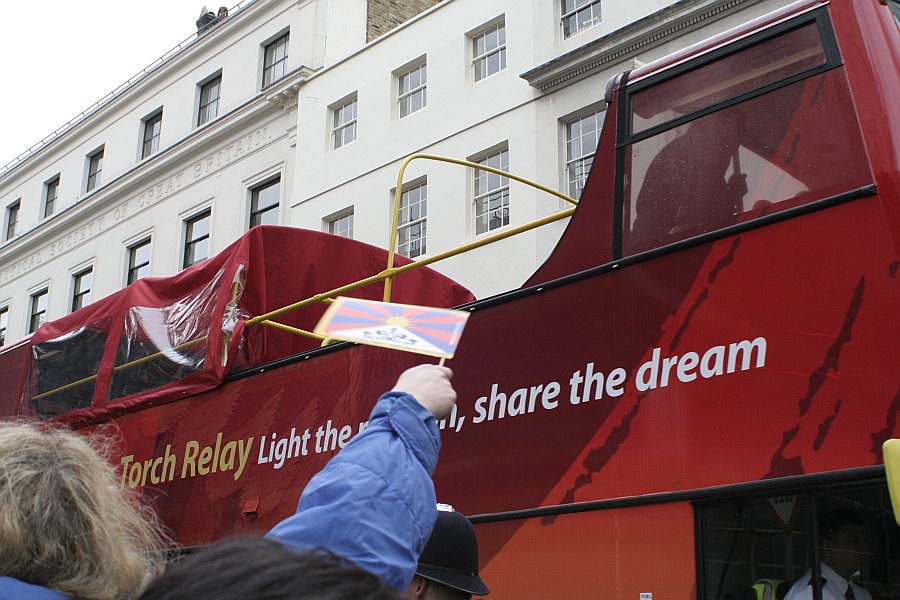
left=266, top=391, right=440, bottom=592
left=0, top=577, right=71, bottom=600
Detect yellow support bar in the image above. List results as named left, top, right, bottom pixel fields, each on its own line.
left=246, top=204, right=575, bottom=326
left=384, top=153, right=578, bottom=301
left=31, top=155, right=576, bottom=404
left=257, top=319, right=327, bottom=340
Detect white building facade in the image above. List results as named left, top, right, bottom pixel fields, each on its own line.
left=0, top=0, right=790, bottom=347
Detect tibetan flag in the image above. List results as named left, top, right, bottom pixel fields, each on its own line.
left=314, top=297, right=470, bottom=358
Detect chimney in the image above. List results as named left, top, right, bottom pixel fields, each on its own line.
left=196, top=6, right=217, bottom=34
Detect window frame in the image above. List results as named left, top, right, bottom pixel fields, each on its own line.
left=5, top=200, right=20, bottom=242
left=262, top=32, right=290, bottom=88
left=398, top=61, right=427, bottom=119
left=396, top=179, right=428, bottom=258
left=197, top=74, right=222, bottom=127
left=332, top=96, right=358, bottom=150
left=0, top=305, right=9, bottom=346
left=325, top=208, right=354, bottom=239
left=472, top=145, right=511, bottom=235
left=183, top=209, right=212, bottom=268
left=141, top=111, right=163, bottom=159
left=249, top=177, right=281, bottom=229
left=472, top=20, right=507, bottom=82
left=126, top=238, right=152, bottom=285
left=86, top=147, right=104, bottom=192
left=44, top=175, right=60, bottom=218
left=564, top=109, right=604, bottom=199
left=71, top=268, right=93, bottom=312
left=29, top=288, right=49, bottom=334
left=623, top=10, right=841, bottom=145
left=614, top=8, right=847, bottom=260
left=694, top=477, right=894, bottom=600
left=561, top=0, right=602, bottom=39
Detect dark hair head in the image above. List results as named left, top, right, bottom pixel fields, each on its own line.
left=820, top=510, right=865, bottom=542
left=139, top=536, right=402, bottom=600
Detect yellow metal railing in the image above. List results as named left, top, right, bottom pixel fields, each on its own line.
left=248, top=153, right=577, bottom=339
left=31, top=155, right=577, bottom=404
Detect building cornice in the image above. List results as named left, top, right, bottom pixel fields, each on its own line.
left=265, top=66, right=317, bottom=110
left=520, top=0, right=767, bottom=94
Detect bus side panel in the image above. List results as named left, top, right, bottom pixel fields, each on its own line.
left=475, top=503, right=695, bottom=600
left=105, top=188, right=898, bottom=548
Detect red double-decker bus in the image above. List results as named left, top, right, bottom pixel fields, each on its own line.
left=1, top=0, right=898, bottom=598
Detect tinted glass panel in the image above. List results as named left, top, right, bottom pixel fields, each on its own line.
left=698, top=484, right=898, bottom=600
left=27, top=319, right=110, bottom=417
left=623, top=69, right=871, bottom=255
left=631, top=22, right=826, bottom=134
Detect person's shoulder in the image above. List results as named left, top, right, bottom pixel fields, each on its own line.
left=855, top=583, right=874, bottom=600
left=782, top=574, right=812, bottom=600
left=0, top=577, right=71, bottom=600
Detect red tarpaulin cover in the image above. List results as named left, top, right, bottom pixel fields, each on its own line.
left=19, top=226, right=474, bottom=426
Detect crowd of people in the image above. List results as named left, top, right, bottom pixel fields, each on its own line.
left=0, top=364, right=490, bottom=600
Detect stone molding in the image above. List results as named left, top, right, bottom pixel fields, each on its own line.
left=521, top=0, right=765, bottom=93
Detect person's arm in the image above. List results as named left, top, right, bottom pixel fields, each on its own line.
left=266, top=365, right=455, bottom=592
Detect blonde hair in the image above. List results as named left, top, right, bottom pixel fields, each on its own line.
left=0, top=422, right=169, bottom=599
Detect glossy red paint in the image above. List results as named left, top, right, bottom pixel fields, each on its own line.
left=0, top=2, right=896, bottom=597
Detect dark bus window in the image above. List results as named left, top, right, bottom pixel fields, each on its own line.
left=697, top=484, right=899, bottom=600
left=622, top=67, right=871, bottom=256
left=27, top=319, right=110, bottom=418
left=630, top=21, right=826, bottom=134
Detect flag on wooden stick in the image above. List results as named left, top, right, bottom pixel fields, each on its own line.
left=314, top=297, right=470, bottom=359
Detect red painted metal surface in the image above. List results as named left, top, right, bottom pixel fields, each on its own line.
left=0, top=2, right=897, bottom=598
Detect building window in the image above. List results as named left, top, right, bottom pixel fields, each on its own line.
left=198, top=76, right=221, bottom=126
left=332, top=97, right=358, bottom=149
left=250, top=178, right=280, bottom=228
left=397, top=182, right=427, bottom=258
left=473, top=21, right=506, bottom=81
left=327, top=210, right=354, bottom=238
left=5, top=200, right=20, bottom=241
left=29, top=289, right=48, bottom=333
left=473, top=147, right=510, bottom=234
left=127, top=239, right=151, bottom=285
left=142, top=112, right=163, bottom=159
left=44, top=176, right=60, bottom=218
left=263, top=33, right=289, bottom=87
left=399, top=62, right=427, bottom=118
left=561, top=0, right=602, bottom=38
left=86, top=148, right=104, bottom=192
left=183, top=210, right=211, bottom=268
left=71, top=268, right=93, bottom=312
left=0, top=306, right=8, bottom=346
left=565, top=110, right=603, bottom=198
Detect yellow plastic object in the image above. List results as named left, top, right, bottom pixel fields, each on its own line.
left=883, top=439, right=900, bottom=525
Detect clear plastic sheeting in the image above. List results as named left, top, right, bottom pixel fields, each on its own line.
left=108, top=269, right=224, bottom=400
left=221, top=265, right=248, bottom=366
left=14, top=226, right=473, bottom=425
left=28, top=319, right=110, bottom=418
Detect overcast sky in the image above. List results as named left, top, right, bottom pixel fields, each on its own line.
left=0, top=1, right=215, bottom=168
